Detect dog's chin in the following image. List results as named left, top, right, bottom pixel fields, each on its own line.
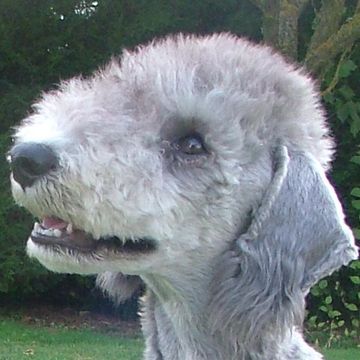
left=26, top=217, right=157, bottom=275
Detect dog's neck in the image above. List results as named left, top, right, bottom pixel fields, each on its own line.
left=139, top=256, right=323, bottom=360
left=140, top=255, right=263, bottom=360
left=140, top=258, right=224, bottom=360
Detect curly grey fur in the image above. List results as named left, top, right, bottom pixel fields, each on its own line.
left=10, top=34, right=358, bottom=360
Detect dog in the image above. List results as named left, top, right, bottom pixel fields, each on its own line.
left=9, top=34, right=357, bottom=359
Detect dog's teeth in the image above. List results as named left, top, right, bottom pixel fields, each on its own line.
left=43, top=229, right=53, bottom=236
left=33, top=222, right=41, bottom=232
left=53, top=229, right=62, bottom=238
left=66, top=223, right=73, bottom=234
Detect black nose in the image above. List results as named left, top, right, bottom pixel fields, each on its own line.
left=9, top=143, right=58, bottom=188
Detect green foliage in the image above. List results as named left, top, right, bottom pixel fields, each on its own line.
left=307, top=266, right=360, bottom=347
left=352, top=184, right=360, bottom=239
left=306, top=48, right=360, bottom=345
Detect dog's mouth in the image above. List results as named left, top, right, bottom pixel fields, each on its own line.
left=30, top=216, right=156, bottom=254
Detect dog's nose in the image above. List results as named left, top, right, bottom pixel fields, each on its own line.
left=9, top=143, right=58, bottom=188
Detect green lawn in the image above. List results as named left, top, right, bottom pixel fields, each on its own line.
left=0, top=318, right=358, bottom=359
left=0, top=319, right=143, bottom=360
left=323, top=348, right=360, bottom=360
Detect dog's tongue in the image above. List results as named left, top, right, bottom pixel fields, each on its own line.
left=42, top=217, right=68, bottom=230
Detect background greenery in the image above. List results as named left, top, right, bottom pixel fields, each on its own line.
left=0, top=0, right=359, bottom=345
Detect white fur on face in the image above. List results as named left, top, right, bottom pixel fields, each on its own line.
left=11, top=33, right=331, bottom=276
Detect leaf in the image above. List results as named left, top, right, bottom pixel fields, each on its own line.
left=336, top=103, right=350, bottom=122
left=338, top=60, right=357, bottom=78
left=351, top=187, right=360, bottom=198
left=319, top=305, right=328, bottom=312
left=339, top=86, right=355, bottom=100
left=325, top=295, right=333, bottom=305
left=330, top=310, right=341, bottom=317
left=318, top=279, right=328, bottom=289
left=23, top=348, right=35, bottom=356
left=351, top=155, right=360, bottom=165
left=351, top=199, right=360, bottom=209
left=350, top=276, right=360, bottom=284
left=311, top=286, right=320, bottom=296
left=350, top=109, right=360, bottom=136
left=351, top=120, right=360, bottom=136
left=345, top=303, right=358, bottom=311
left=349, top=260, right=360, bottom=269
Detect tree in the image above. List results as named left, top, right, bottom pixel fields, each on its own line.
left=250, top=1, right=360, bottom=76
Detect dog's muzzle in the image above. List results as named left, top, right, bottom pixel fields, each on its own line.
left=9, top=143, right=157, bottom=256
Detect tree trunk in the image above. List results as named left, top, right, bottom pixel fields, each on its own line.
left=250, top=0, right=309, bottom=59
left=249, top=0, right=360, bottom=78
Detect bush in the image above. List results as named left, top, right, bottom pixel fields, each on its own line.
left=305, top=52, right=360, bottom=346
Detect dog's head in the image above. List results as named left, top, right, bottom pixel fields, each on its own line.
left=9, top=35, right=356, bottom=297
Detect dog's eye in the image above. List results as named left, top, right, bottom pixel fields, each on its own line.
left=177, top=133, right=207, bottom=155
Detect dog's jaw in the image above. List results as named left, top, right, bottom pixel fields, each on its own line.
left=26, top=235, right=161, bottom=275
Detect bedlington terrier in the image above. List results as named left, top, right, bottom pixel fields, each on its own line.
left=9, top=34, right=357, bottom=360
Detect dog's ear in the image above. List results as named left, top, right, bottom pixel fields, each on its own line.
left=96, top=272, right=143, bottom=304
left=210, top=145, right=357, bottom=345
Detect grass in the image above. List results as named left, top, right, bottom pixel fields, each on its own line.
left=0, top=318, right=359, bottom=359
left=0, top=319, right=143, bottom=360
left=322, top=348, right=360, bottom=360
